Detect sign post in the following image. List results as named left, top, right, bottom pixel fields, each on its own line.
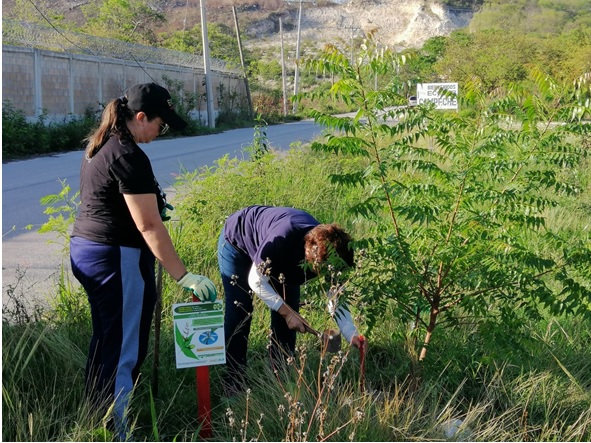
left=416, top=83, right=459, bottom=110
left=172, top=299, right=226, bottom=439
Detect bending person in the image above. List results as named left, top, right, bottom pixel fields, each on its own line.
left=218, top=205, right=366, bottom=393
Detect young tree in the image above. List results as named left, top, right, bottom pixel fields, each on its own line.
left=298, top=35, right=591, bottom=369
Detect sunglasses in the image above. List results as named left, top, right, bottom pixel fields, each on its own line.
left=159, top=122, right=170, bottom=136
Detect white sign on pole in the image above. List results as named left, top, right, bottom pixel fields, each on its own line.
left=416, top=83, right=459, bottom=110
left=172, top=301, right=226, bottom=368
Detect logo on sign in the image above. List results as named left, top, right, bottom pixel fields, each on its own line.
left=199, top=331, right=219, bottom=345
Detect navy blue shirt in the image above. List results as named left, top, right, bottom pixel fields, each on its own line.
left=224, top=206, right=319, bottom=285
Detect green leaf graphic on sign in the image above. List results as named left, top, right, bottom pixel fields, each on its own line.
left=175, top=324, right=199, bottom=359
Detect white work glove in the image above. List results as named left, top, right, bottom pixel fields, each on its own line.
left=177, top=273, right=217, bottom=302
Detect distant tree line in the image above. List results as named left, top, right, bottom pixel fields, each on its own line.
left=398, top=25, right=591, bottom=97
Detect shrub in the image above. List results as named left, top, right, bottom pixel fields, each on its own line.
left=2, top=101, right=97, bottom=160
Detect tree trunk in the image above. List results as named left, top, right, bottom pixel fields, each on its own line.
left=419, top=307, right=438, bottom=361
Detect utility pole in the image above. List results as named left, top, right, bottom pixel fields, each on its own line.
left=280, top=17, right=288, bottom=116
left=292, top=0, right=303, bottom=114
left=285, top=0, right=315, bottom=114
left=232, top=5, right=253, bottom=118
left=350, top=25, right=354, bottom=61
left=345, top=21, right=361, bottom=63
left=200, top=0, right=215, bottom=128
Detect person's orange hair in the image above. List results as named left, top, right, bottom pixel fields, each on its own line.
left=304, top=223, right=353, bottom=270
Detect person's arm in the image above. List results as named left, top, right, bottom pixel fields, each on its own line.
left=247, top=264, right=284, bottom=310
left=124, top=193, right=186, bottom=280
left=248, top=264, right=309, bottom=332
left=328, top=298, right=358, bottom=343
left=327, top=289, right=367, bottom=351
left=125, top=193, right=217, bottom=301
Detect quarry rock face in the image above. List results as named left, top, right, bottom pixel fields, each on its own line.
left=244, top=0, right=473, bottom=50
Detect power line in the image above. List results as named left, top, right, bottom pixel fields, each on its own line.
left=23, top=0, right=161, bottom=85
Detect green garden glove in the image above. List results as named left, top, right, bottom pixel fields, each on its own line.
left=160, top=203, right=174, bottom=221
left=177, top=273, right=217, bottom=302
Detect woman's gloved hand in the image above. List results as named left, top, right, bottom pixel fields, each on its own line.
left=278, top=303, right=315, bottom=334
left=160, top=203, right=174, bottom=221
left=351, top=334, right=368, bottom=353
left=177, top=272, right=217, bottom=302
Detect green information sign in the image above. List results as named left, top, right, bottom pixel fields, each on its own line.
left=172, top=301, right=226, bottom=368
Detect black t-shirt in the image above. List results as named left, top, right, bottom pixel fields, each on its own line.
left=224, top=205, right=319, bottom=286
left=71, top=135, right=165, bottom=247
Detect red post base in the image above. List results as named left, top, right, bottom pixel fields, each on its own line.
left=196, top=365, right=212, bottom=438
left=193, top=294, right=212, bottom=439
left=359, top=335, right=366, bottom=392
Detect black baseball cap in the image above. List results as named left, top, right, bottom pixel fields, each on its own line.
left=125, top=83, right=188, bottom=131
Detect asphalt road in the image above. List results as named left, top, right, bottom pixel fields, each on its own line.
left=2, top=120, right=325, bottom=312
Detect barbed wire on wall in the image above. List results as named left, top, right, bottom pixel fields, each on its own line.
left=2, top=19, right=240, bottom=75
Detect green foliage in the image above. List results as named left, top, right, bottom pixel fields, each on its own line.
left=158, top=25, right=201, bottom=53
left=159, top=74, right=207, bottom=136
left=433, top=27, right=591, bottom=89
left=434, top=30, right=532, bottom=91
left=3, top=305, right=591, bottom=441
left=35, top=178, right=80, bottom=253
left=82, top=0, right=165, bottom=44
left=7, top=0, right=72, bottom=28
left=246, top=48, right=289, bottom=91
left=298, top=34, right=591, bottom=363
left=243, top=115, right=270, bottom=161
left=472, top=0, right=591, bottom=35
left=159, top=23, right=246, bottom=70
left=2, top=101, right=98, bottom=160
left=163, top=141, right=365, bottom=312
left=215, top=82, right=252, bottom=128
left=398, top=36, right=446, bottom=87
left=6, top=9, right=591, bottom=437
left=534, top=27, right=591, bottom=81
left=250, top=58, right=283, bottom=79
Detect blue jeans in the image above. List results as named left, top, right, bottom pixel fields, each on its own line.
left=217, top=231, right=300, bottom=389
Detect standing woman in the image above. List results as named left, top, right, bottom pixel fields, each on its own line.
left=70, top=83, right=217, bottom=438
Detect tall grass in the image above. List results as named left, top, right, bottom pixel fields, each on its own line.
left=3, top=303, right=590, bottom=440
left=3, top=145, right=590, bottom=441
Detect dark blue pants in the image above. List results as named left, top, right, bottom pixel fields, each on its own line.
left=70, top=236, right=156, bottom=436
left=217, top=232, right=300, bottom=389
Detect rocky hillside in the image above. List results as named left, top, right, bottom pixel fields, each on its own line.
left=239, top=0, right=473, bottom=51
left=11, top=0, right=473, bottom=51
